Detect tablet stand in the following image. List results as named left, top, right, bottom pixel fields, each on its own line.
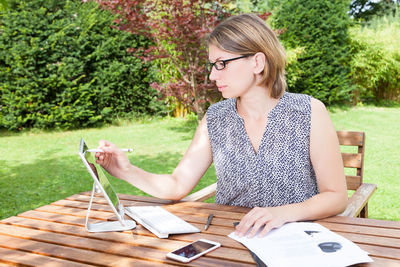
left=85, top=183, right=136, bottom=232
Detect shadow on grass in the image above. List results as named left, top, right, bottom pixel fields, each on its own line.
left=0, top=129, right=27, bottom=137
left=0, top=151, right=216, bottom=220
left=167, top=117, right=198, bottom=137
left=368, top=99, right=400, bottom=107
left=328, top=101, right=400, bottom=114
left=0, top=155, right=92, bottom=220
left=0, top=124, right=85, bottom=137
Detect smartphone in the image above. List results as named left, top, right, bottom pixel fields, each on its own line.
left=166, top=239, right=221, bottom=263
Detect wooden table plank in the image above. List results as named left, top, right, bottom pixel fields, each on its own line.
left=321, top=216, right=400, bottom=229
left=338, top=231, right=400, bottom=249
left=0, top=234, right=174, bottom=266
left=319, top=221, right=400, bottom=239
left=363, top=257, right=400, bottom=267
left=18, top=210, right=100, bottom=226
left=0, top=246, right=93, bottom=267
left=358, top=243, right=400, bottom=260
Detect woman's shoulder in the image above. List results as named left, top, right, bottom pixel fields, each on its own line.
left=206, top=98, right=235, bottom=119
left=282, top=92, right=313, bottom=114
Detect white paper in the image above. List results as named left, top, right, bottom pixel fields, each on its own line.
left=229, top=222, right=373, bottom=267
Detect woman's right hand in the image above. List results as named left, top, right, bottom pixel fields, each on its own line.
left=95, top=140, right=131, bottom=180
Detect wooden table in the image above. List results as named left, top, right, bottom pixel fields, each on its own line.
left=0, top=192, right=399, bottom=266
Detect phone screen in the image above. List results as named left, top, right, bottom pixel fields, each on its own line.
left=171, top=240, right=216, bottom=259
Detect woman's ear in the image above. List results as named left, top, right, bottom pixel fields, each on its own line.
left=252, top=52, right=266, bottom=75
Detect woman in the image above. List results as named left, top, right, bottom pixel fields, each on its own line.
left=96, top=13, right=348, bottom=238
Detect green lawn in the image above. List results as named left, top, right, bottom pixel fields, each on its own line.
left=0, top=106, right=399, bottom=221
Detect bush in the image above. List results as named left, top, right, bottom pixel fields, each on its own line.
left=349, top=13, right=400, bottom=103
left=0, top=0, right=162, bottom=130
left=272, top=0, right=353, bottom=104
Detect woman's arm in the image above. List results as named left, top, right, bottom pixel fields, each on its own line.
left=301, top=98, right=348, bottom=218
left=96, top=116, right=213, bottom=200
left=235, top=98, right=348, bottom=237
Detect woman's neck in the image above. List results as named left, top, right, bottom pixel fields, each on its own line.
left=236, top=86, right=278, bottom=120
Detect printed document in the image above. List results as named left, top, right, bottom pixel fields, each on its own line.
left=229, top=222, right=373, bottom=267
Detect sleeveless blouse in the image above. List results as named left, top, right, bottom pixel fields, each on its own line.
left=206, top=92, right=319, bottom=208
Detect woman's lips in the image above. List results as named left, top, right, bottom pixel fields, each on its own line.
left=217, top=85, right=227, bottom=91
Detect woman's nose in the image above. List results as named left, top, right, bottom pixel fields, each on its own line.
left=208, top=66, right=218, bottom=81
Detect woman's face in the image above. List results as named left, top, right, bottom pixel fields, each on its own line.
left=208, top=45, right=256, bottom=99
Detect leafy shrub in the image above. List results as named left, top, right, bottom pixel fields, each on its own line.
left=272, top=0, right=353, bottom=104
left=0, top=0, right=8, bottom=11
left=349, top=13, right=400, bottom=103
left=0, top=0, right=162, bottom=130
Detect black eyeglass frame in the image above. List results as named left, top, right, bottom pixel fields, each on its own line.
left=206, top=55, right=250, bottom=72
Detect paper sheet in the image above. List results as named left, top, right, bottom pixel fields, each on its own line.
left=229, top=222, right=373, bottom=267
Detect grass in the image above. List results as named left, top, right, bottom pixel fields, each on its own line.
left=0, top=106, right=399, bottom=221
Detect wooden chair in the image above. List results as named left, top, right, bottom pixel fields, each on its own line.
left=183, top=131, right=377, bottom=218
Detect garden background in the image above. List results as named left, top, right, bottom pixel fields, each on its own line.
left=0, top=0, right=399, bottom=221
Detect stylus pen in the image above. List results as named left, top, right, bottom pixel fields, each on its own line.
left=87, top=148, right=134, bottom=153
left=204, top=213, right=214, bottom=230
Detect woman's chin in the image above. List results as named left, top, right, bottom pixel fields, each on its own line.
left=221, top=91, right=235, bottom=99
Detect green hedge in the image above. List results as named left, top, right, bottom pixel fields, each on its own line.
left=349, top=14, right=400, bottom=103
left=272, top=0, right=353, bottom=104
left=0, top=0, right=162, bottom=130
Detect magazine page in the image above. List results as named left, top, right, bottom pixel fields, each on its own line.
left=229, top=222, right=373, bottom=267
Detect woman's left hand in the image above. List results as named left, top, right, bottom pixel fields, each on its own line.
left=234, top=206, right=288, bottom=238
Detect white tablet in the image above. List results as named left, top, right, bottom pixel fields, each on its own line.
left=78, top=138, right=136, bottom=232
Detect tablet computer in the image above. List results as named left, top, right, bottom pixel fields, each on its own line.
left=78, top=138, right=136, bottom=232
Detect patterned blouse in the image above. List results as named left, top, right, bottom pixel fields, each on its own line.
left=206, top=92, right=319, bottom=208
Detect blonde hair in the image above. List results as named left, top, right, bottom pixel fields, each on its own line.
left=206, top=13, right=287, bottom=98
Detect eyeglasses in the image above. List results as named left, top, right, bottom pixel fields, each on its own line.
left=206, top=55, right=250, bottom=72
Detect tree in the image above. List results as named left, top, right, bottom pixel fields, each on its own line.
left=350, top=0, right=400, bottom=22
left=272, top=0, right=353, bottom=104
left=97, top=0, right=231, bottom=118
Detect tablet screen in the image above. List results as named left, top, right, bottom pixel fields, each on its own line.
left=80, top=140, right=119, bottom=209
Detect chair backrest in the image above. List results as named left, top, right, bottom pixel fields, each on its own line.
left=337, top=131, right=365, bottom=191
